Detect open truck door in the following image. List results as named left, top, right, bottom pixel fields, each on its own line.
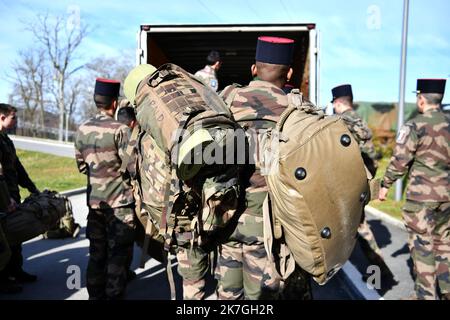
left=136, top=24, right=319, bottom=105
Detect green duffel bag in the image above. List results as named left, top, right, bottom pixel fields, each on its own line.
left=0, top=217, right=11, bottom=271
left=4, top=190, right=72, bottom=245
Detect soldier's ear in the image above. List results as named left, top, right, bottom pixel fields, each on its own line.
left=251, top=64, right=257, bottom=77
left=287, top=68, right=293, bottom=82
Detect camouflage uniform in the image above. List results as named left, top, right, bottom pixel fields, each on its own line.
left=134, top=130, right=209, bottom=300
left=0, top=132, right=38, bottom=279
left=195, top=65, right=219, bottom=92
left=340, top=110, right=389, bottom=274
left=216, top=80, right=290, bottom=300
left=382, top=108, right=450, bottom=300
left=341, top=109, right=378, bottom=175
left=75, top=112, right=135, bottom=300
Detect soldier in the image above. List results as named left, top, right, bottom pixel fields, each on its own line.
left=116, top=103, right=138, bottom=283
left=75, top=79, right=136, bottom=300
left=194, top=50, right=222, bottom=92
left=378, top=79, right=450, bottom=300
left=217, top=36, right=311, bottom=300
left=331, top=85, right=395, bottom=283
left=0, top=103, right=39, bottom=294
left=117, top=105, right=137, bottom=130
left=123, top=63, right=211, bottom=300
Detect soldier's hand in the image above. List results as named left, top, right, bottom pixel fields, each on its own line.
left=378, top=187, right=389, bottom=201
left=7, top=197, right=17, bottom=213
left=29, top=186, right=40, bottom=194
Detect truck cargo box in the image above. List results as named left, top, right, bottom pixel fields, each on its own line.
left=137, top=24, right=320, bottom=105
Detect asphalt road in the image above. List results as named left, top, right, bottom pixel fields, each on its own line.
left=349, top=211, right=415, bottom=300
left=0, top=193, right=359, bottom=300
left=10, top=135, right=75, bottom=158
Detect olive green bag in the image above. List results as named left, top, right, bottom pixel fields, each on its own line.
left=263, top=91, right=369, bottom=285
left=4, top=190, right=73, bottom=245
left=0, top=218, right=11, bottom=271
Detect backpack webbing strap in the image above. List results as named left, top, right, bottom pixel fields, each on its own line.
left=223, top=84, right=241, bottom=109
left=119, top=125, right=140, bottom=174
left=160, top=113, right=192, bottom=251
left=163, top=252, right=176, bottom=300
left=139, top=213, right=154, bottom=268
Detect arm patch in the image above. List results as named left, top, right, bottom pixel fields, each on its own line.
left=396, top=125, right=411, bottom=144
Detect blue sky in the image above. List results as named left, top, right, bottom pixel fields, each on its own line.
left=0, top=0, right=449, bottom=105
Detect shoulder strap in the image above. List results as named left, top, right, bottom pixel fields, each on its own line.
left=119, top=125, right=140, bottom=174
left=222, top=83, right=242, bottom=108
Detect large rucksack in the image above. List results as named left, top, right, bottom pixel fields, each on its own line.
left=262, top=91, right=369, bottom=284
left=124, top=63, right=244, bottom=259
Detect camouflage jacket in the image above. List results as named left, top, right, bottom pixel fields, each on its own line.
left=341, top=109, right=378, bottom=163
left=194, top=65, right=218, bottom=92
left=382, top=109, right=450, bottom=202
left=220, top=80, right=289, bottom=215
left=0, top=132, right=37, bottom=203
left=75, top=112, right=134, bottom=209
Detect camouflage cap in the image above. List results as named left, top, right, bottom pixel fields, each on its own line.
left=124, top=64, right=157, bottom=104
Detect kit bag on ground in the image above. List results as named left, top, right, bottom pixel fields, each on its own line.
left=4, top=190, right=75, bottom=245
left=0, top=218, right=11, bottom=271
left=263, top=91, right=369, bottom=285
left=43, top=196, right=80, bottom=239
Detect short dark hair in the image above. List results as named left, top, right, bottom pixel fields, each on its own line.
left=255, top=62, right=290, bottom=83
left=334, top=95, right=353, bottom=107
left=420, top=93, right=444, bottom=105
left=94, top=94, right=117, bottom=110
left=206, top=50, right=221, bottom=66
left=117, top=107, right=136, bottom=126
left=0, top=103, right=17, bottom=116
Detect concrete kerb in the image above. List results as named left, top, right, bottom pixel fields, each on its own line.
left=365, top=205, right=406, bottom=231
left=60, top=187, right=87, bottom=197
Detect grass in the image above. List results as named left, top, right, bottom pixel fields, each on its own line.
left=16, top=149, right=85, bottom=199
left=368, top=157, right=405, bottom=220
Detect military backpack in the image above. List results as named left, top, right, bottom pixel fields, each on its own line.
left=262, top=91, right=369, bottom=284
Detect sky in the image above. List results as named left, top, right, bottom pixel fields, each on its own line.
left=0, top=0, right=449, bottom=106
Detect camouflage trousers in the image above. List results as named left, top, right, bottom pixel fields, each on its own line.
left=215, top=212, right=280, bottom=300
left=176, top=243, right=210, bottom=300
left=358, top=219, right=384, bottom=258
left=86, top=206, right=135, bottom=300
left=402, top=201, right=450, bottom=300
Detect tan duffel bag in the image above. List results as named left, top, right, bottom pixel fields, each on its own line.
left=264, top=91, right=369, bottom=285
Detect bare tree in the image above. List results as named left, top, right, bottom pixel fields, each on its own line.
left=27, top=13, right=88, bottom=141
left=75, top=54, right=134, bottom=121
left=8, top=49, right=49, bottom=137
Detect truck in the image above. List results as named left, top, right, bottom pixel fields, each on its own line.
left=136, top=23, right=320, bottom=106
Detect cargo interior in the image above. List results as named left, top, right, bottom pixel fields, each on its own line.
left=144, top=25, right=312, bottom=93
